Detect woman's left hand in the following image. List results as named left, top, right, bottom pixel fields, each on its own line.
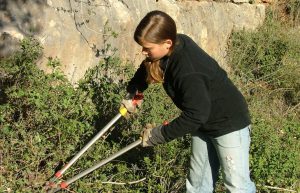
left=141, top=123, right=166, bottom=147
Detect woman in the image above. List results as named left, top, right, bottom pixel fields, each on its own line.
left=122, top=10, right=256, bottom=193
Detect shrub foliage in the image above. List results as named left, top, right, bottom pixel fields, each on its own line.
left=227, top=6, right=300, bottom=192
left=1, top=3, right=299, bottom=192
left=0, top=37, right=187, bottom=193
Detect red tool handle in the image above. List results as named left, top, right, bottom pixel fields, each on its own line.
left=132, top=92, right=144, bottom=106
left=163, top=120, right=169, bottom=125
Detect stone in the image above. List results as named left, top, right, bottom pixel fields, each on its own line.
left=0, top=0, right=265, bottom=83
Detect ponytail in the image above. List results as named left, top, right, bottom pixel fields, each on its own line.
left=144, top=59, right=163, bottom=83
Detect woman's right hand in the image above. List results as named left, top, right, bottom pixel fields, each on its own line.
left=121, top=92, right=143, bottom=114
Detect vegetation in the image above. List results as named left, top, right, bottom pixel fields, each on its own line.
left=0, top=37, right=186, bottom=193
left=0, top=1, right=299, bottom=193
left=227, top=2, right=300, bottom=192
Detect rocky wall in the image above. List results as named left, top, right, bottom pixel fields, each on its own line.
left=0, top=0, right=265, bottom=83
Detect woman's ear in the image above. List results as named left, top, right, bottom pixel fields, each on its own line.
left=164, top=39, right=173, bottom=49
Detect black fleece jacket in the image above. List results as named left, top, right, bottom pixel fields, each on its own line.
left=127, top=34, right=251, bottom=141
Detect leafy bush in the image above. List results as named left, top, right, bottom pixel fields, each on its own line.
left=0, top=38, right=99, bottom=192
left=276, top=0, right=300, bottom=26
left=228, top=11, right=300, bottom=105
left=77, top=54, right=188, bottom=193
left=227, top=5, right=300, bottom=192
left=0, top=38, right=188, bottom=193
left=250, top=116, right=300, bottom=190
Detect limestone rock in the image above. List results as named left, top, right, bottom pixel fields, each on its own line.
left=0, top=0, right=265, bottom=83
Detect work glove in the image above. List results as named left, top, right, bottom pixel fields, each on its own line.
left=141, top=123, right=166, bottom=147
left=121, top=92, right=143, bottom=118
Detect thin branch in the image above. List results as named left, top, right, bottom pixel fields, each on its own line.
left=65, top=188, right=78, bottom=193
left=262, top=185, right=297, bottom=192
left=289, top=102, right=300, bottom=112
left=79, top=0, right=130, bottom=38
left=68, top=0, right=92, bottom=48
left=80, top=1, right=109, bottom=35
left=101, top=177, right=146, bottom=185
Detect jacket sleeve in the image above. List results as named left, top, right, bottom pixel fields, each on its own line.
left=161, top=72, right=211, bottom=141
left=126, top=62, right=148, bottom=94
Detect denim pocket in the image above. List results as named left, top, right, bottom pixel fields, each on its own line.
left=214, top=130, right=241, bottom=148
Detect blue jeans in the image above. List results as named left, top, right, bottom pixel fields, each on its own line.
left=186, top=125, right=256, bottom=193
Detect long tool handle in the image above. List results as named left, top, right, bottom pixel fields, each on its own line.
left=53, top=139, right=142, bottom=192
left=54, top=112, right=124, bottom=179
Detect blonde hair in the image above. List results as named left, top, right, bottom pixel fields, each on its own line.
left=134, top=10, right=176, bottom=83
left=144, top=59, right=163, bottom=83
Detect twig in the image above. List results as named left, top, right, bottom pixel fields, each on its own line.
left=262, top=185, right=297, bottom=192
left=153, top=174, right=165, bottom=179
left=284, top=102, right=300, bottom=117
left=79, top=0, right=130, bottom=37
left=65, top=188, right=77, bottom=193
left=80, top=1, right=109, bottom=35
left=101, top=177, right=146, bottom=185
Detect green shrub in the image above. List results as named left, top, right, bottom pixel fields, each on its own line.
left=250, top=103, right=300, bottom=190
left=0, top=38, right=188, bottom=193
left=227, top=5, right=300, bottom=192
left=0, top=38, right=98, bottom=192
left=77, top=55, right=188, bottom=193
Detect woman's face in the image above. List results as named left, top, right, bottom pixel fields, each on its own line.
left=140, top=40, right=172, bottom=61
